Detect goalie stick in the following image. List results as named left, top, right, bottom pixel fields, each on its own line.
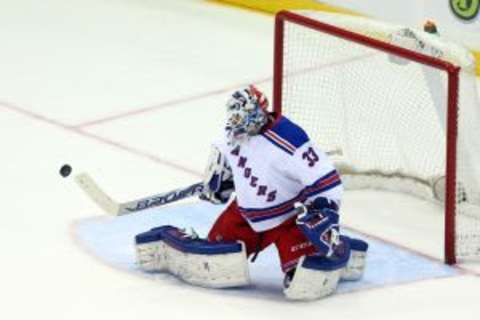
left=75, top=173, right=204, bottom=216
left=74, top=149, right=343, bottom=216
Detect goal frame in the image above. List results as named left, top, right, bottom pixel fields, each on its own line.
left=273, top=10, right=461, bottom=264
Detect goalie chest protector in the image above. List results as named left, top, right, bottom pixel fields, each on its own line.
left=215, top=116, right=343, bottom=232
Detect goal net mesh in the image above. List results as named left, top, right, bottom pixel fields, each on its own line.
left=276, top=11, right=480, bottom=262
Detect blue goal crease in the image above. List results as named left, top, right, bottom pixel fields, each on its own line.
left=72, top=201, right=461, bottom=299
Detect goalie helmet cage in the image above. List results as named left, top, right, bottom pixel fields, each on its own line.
left=273, top=10, right=480, bottom=264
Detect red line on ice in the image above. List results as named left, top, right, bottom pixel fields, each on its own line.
left=72, top=52, right=375, bottom=129
left=72, top=77, right=272, bottom=129
left=0, top=100, right=202, bottom=178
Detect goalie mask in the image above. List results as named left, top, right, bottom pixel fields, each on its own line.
left=225, top=85, right=269, bottom=144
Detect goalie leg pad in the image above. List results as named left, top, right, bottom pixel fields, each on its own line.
left=135, top=226, right=250, bottom=288
left=284, top=237, right=350, bottom=300
left=341, top=237, right=368, bottom=281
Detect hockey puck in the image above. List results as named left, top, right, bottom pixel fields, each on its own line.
left=59, top=164, right=72, bottom=178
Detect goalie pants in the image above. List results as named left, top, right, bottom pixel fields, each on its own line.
left=208, top=200, right=317, bottom=272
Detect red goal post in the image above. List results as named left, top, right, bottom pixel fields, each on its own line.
left=273, top=10, right=480, bottom=264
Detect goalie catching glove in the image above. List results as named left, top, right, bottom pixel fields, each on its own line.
left=200, top=146, right=235, bottom=204
left=296, top=197, right=341, bottom=257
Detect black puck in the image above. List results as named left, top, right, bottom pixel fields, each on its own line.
left=60, top=164, right=72, bottom=178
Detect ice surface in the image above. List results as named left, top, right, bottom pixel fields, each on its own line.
left=73, top=201, right=459, bottom=299
left=1, top=0, right=479, bottom=319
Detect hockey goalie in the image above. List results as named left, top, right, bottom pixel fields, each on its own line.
left=134, top=85, right=368, bottom=300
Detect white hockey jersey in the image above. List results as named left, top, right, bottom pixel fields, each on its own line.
left=215, top=115, right=343, bottom=232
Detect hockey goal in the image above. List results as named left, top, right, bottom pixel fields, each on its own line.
left=273, top=10, right=480, bottom=264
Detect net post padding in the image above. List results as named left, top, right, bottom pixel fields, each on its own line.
left=273, top=13, right=285, bottom=115
left=445, top=69, right=460, bottom=264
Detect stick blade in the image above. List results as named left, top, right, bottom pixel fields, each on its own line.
left=75, top=173, right=120, bottom=215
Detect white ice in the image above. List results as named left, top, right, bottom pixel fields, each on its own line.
left=73, top=201, right=459, bottom=297
left=0, top=1, right=479, bottom=319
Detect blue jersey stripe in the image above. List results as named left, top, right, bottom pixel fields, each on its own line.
left=239, top=170, right=342, bottom=223
left=247, top=208, right=296, bottom=223
left=270, top=116, right=309, bottom=148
